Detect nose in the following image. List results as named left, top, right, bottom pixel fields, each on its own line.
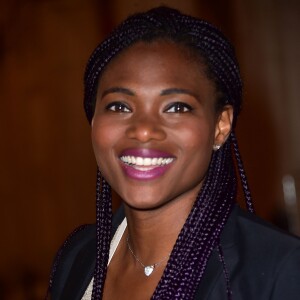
left=125, top=114, right=166, bottom=143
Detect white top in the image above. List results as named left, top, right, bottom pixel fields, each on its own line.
left=81, top=218, right=127, bottom=299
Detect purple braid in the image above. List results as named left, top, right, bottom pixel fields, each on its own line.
left=217, top=243, right=233, bottom=300
left=151, top=139, right=236, bottom=298
left=83, top=6, right=254, bottom=299
left=91, top=169, right=112, bottom=299
left=231, top=132, right=255, bottom=213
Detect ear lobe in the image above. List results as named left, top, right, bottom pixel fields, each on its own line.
left=214, top=105, right=233, bottom=147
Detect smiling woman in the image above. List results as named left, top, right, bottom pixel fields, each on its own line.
left=91, top=41, right=229, bottom=211
left=47, top=6, right=300, bottom=300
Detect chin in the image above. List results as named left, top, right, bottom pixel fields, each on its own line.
left=122, top=197, right=168, bottom=211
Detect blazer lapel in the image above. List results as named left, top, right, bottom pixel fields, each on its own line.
left=194, top=250, right=224, bottom=299
left=59, top=206, right=125, bottom=300
left=60, top=238, right=96, bottom=300
left=194, top=206, right=240, bottom=299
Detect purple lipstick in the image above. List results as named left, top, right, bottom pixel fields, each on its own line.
left=119, top=148, right=175, bottom=180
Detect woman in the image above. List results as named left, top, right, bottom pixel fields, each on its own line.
left=48, top=6, right=300, bottom=300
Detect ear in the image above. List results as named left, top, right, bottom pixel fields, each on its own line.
left=214, top=105, right=233, bottom=148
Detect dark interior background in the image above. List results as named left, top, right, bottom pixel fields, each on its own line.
left=1, top=0, right=300, bottom=299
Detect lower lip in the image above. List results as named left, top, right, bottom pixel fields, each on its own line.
left=120, top=162, right=173, bottom=180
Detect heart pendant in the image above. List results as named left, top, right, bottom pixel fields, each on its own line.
left=144, top=265, right=154, bottom=276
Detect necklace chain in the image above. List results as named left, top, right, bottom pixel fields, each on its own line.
left=126, top=236, right=170, bottom=277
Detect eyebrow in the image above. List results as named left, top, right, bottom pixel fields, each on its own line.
left=160, top=88, right=198, bottom=99
left=101, top=87, right=135, bottom=98
left=101, top=87, right=199, bottom=100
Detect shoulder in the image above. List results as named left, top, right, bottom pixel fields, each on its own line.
left=48, top=207, right=125, bottom=299
left=227, top=207, right=300, bottom=299
left=236, top=207, right=300, bottom=252
left=49, top=224, right=96, bottom=299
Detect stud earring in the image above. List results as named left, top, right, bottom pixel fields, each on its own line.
left=213, top=144, right=221, bottom=151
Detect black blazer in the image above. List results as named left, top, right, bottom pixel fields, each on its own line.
left=50, top=206, right=300, bottom=299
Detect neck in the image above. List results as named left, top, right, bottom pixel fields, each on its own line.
left=123, top=195, right=195, bottom=264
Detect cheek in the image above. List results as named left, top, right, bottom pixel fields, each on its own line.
left=179, top=120, right=214, bottom=151
left=91, top=119, right=121, bottom=166
left=178, top=121, right=215, bottom=173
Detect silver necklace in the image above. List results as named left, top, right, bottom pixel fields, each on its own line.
left=126, top=236, right=170, bottom=277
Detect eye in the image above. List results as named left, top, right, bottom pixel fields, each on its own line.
left=105, top=101, right=131, bottom=113
left=164, top=102, right=193, bottom=113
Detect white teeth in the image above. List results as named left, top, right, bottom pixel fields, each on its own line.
left=120, top=156, right=174, bottom=167
left=144, top=158, right=152, bottom=166
left=136, top=157, right=143, bottom=166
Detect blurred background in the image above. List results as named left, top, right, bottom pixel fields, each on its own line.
left=0, top=0, right=300, bottom=299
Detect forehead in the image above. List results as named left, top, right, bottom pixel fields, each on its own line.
left=98, top=40, right=214, bottom=91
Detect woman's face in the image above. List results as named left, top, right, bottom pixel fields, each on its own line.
left=91, top=40, right=232, bottom=210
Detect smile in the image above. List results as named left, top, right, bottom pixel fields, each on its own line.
left=119, top=150, right=175, bottom=180
left=120, top=156, right=174, bottom=170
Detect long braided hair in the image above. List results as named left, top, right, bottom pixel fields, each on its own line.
left=84, top=6, right=254, bottom=299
